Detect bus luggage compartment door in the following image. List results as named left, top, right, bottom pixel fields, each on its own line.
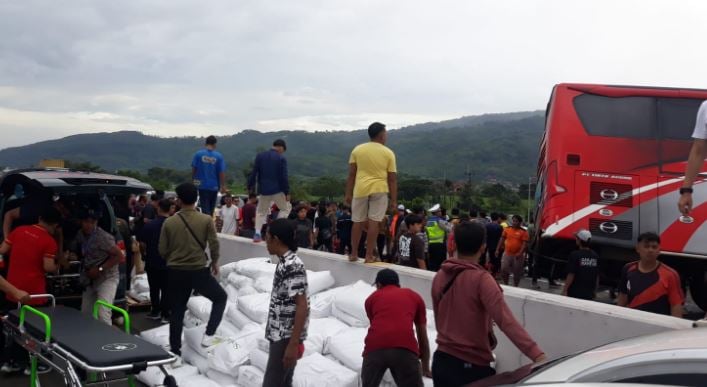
left=574, top=171, right=640, bottom=248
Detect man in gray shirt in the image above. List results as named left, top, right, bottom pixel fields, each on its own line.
left=75, top=208, right=123, bottom=326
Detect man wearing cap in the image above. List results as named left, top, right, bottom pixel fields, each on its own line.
left=562, top=229, right=600, bottom=300
left=345, top=122, right=398, bottom=263
left=248, top=139, right=292, bottom=243
left=74, top=207, right=123, bottom=325
left=192, top=135, right=226, bottom=217
left=362, top=269, right=431, bottom=387
left=426, top=204, right=450, bottom=272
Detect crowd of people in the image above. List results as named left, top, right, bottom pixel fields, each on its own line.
left=0, top=120, right=703, bottom=386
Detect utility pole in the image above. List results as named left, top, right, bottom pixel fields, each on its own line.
left=527, top=176, right=535, bottom=225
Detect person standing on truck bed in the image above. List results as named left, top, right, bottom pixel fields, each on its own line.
left=192, top=135, right=226, bottom=217
left=345, top=122, right=398, bottom=264
left=561, top=229, right=599, bottom=300
left=247, top=139, right=292, bottom=243
left=678, top=98, right=707, bottom=319
left=159, top=183, right=226, bottom=358
left=617, top=232, right=684, bottom=318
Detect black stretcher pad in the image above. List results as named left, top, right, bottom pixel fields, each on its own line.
left=9, top=306, right=171, bottom=368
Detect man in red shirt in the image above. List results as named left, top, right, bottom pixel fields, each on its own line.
left=0, top=207, right=60, bottom=374
left=0, top=207, right=60, bottom=304
left=362, top=269, right=430, bottom=387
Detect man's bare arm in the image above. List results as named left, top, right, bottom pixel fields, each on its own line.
left=345, top=163, right=357, bottom=204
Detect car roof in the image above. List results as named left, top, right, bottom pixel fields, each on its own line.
left=525, top=328, right=707, bottom=383
left=0, top=168, right=152, bottom=194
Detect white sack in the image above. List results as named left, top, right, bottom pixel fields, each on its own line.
left=309, top=286, right=345, bottom=319
left=219, top=262, right=240, bottom=280
left=227, top=306, right=257, bottom=329
left=182, top=344, right=210, bottom=374
left=137, top=364, right=198, bottom=387
left=332, top=304, right=369, bottom=328
left=140, top=324, right=172, bottom=349
left=328, top=328, right=368, bottom=372
left=132, top=275, right=150, bottom=293
left=236, top=258, right=276, bottom=279
left=293, top=353, right=359, bottom=387
left=306, top=270, right=335, bottom=295
left=228, top=272, right=254, bottom=289
left=225, top=284, right=239, bottom=302
left=257, top=337, right=270, bottom=353
left=127, top=289, right=150, bottom=303
left=238, top=293, right=271, bottom=323
left=237, top=365, right=265, bottom=387
left=253, top=276, right=273, bottom=293
left=184, top=311, right=204, bottom=329
left=206, top=368, right=239, bottom=386
left=304, top=318, right=349, bottom=355
left=332, top=280, right=376, bottom=325
left=238, top=284, right=259, bottom=296
left=179, top=374, right=221, bottom=387
left=249, top=347, right=269, bottom=371
left=207, top=336, right=258, bottom=374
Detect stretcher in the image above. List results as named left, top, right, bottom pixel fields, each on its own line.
left=1, top=294, right=179, bottom=387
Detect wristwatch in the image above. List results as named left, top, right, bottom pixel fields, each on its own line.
left=680, top=187, right=694, bottom=195
left=98, top=266, right=104, bottom=273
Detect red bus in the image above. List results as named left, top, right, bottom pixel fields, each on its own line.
left=532, top=83, right=707, bottom=311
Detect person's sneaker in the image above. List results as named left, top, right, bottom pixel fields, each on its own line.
left=24, top=363, right=51, bottom=375
left=161, top=316, right=170, bottom=324
left=201, top=334, right=222, bottom=348
left=252, top=233, right=263, bottom=243
left=1, top=361, right=22, bottom=373
left=146, top=310, right=161, bottom=320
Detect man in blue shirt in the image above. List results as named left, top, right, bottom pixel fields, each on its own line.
left=247, top=139, right=292, bottom=243
left=191, top=135, right=226, bottom=216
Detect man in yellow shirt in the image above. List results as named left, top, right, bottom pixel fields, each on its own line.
left=345, top=122, right=398, bottom=264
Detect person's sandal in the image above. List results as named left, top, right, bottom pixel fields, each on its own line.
left=348, top=256, right=359, bottom=262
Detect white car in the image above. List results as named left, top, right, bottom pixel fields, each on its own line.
left=518, top=327, right=707, bottom=386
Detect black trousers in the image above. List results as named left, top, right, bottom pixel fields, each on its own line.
left=337, top=236, right=351, bottom=255
left=168, top=267, right=227, bottom=355
left=146, top=267, right=169, bottom=317
left=362, top=348, right=423, bottom=387
left=428, top=243, right=447, bottom=272
left=263, top=339, right=296, bottom=387
left=432, top=350, right=495, bottom=387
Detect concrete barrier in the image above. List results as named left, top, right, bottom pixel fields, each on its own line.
left=217, top=234, right=692, bottom=371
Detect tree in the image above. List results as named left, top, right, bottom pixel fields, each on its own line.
left=398, top=177, right=435, bottom=201
left=308, top=176, right=345, bottom=201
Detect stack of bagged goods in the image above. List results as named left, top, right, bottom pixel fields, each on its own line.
left=138, top=257, right=438, bottom=386
left=127, top=273, right=151, bottom=302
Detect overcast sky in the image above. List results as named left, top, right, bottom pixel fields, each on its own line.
left=2, top=0, right=707, bottom=148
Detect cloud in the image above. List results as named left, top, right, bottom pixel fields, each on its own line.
left=2, top=0, right=707, bottom=148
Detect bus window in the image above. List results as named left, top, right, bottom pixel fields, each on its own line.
left=657, top=98, right=703, bottom=141
left=573, top=94, right=657, bottom=139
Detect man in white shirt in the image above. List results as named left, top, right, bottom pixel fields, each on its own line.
left=218, top=194, right=239, bottom=235
left=678, top=100, right=707, bottom=320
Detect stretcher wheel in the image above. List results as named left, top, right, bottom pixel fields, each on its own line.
left=163, top=375, right=177, bottom=387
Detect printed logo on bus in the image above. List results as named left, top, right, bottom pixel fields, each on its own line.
left=599, top=209, right=613, bottom=217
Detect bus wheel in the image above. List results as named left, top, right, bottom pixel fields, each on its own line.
left=689, top=271, right=707, bottom=312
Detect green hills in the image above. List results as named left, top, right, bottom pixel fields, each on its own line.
left=0, top=111, right=545, bottom=184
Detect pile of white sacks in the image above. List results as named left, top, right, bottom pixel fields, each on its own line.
left=137, top=257, right=435, bottom=387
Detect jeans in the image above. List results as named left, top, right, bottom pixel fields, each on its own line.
left=362, top=348, right=423, bottom=387
left=432, top=350, right=495, bottom=387
left=198, top=189, right=218, bottom=216
left=263, top=339, right=296, bottom=387
left=168, top=267, right=227, bottom=355
left=81, top=270, right=120, bottom=325
left=146, top=267, right=169, bottom=317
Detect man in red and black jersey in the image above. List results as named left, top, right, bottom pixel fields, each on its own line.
left=618, top=232, right=684, bottom=317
